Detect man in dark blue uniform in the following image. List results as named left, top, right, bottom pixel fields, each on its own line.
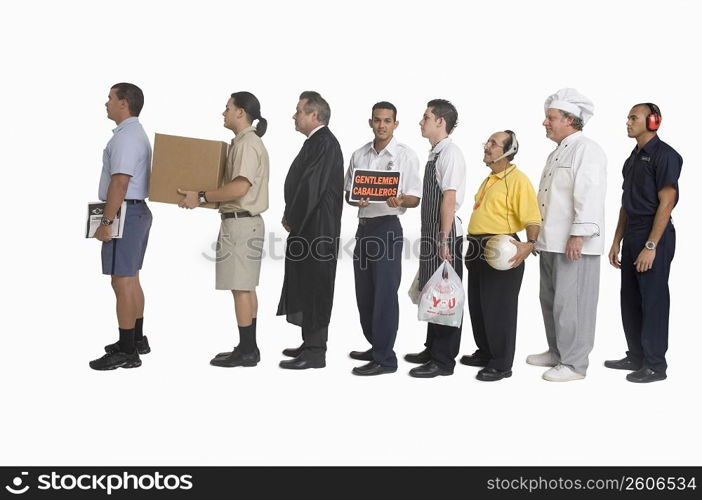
left=606, top=103, right=682, bottom=383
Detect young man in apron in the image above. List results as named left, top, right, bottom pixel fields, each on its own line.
left=405, top=99, right=467, bottom=378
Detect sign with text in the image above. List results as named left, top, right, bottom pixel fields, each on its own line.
left=350, top=169, right=401, bottom=203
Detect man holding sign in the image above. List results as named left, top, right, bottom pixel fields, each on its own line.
left=344, top=102, right=422, bottom=376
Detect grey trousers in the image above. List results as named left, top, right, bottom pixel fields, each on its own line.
left=539, top=252, right=600, bottom=375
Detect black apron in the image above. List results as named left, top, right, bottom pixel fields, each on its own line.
left=419, top=152, right=461, bottom=289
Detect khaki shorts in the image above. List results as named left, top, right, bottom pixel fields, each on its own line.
left=215, top=215, right=264, bottom=290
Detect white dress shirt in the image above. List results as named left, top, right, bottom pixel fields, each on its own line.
left=419, top=137, right=467, bottom=235
left=307, top=124, right=325, bottom=138
left=429, top=137, right=466, bottom=213
left=344, top=137, right=422, bottom=218
left=536, top=131, right=607, bottom=255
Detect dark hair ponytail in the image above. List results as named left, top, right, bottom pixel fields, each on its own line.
left=230, top=91, right=267, bottom=137
left=255, top=116, right=268, bottom=137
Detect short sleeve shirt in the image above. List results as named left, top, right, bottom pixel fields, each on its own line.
left=98, top=117, right=151, bottom=200
left=344, top=137, right=422, bottom=218
left=467, top=164, right=541, bottom=235
left=429, top=137, right=466, bottom=213
left=622, top=135, right=682, bottom=217
left=219, top=126, right=270, bottom=216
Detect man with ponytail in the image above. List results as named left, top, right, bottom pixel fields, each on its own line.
left=178, top=91, right=270, bottom=367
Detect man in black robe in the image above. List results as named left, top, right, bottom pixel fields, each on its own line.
left=277, top=91, right=344, bottom=369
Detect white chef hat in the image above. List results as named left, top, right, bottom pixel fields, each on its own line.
left=544, top=88, right=595, bottom=125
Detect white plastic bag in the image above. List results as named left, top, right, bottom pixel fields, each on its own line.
left=417, top=262, right=465, bottom=327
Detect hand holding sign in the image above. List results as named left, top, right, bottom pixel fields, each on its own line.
left=386, top=194, right=405, bottom=208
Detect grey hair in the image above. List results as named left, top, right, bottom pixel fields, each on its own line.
left=559, top=110, right=584, bottom=131
left=299, top=90, right=331, bottom=125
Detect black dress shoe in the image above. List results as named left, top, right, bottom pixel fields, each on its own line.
left=214, top=344, right=259, bottom=359
left=604, top=356, right=642, bottom=371
left=626, top=367, right=667, bottom=383
left=90, top=350, right=141, bottom=370
left=352, top=361, right=397, bottom=376
left=214, top=348, right=236, bottom=359
left=476, top=367, right=512, bottom=381
left=105, top=336, right=151, bottom=355
left=459, top=350, right=490, bottom=367
left=279, top=355, right=326, bottom=370
left=282, top=344, right=304, bottom=358
left=349, top=349, right=373, bottom=361
left=404, top=348, right=431, bottom=364
left=210, top=347, right=260, bottom=367
left=408, top=360, right=453, bottom=378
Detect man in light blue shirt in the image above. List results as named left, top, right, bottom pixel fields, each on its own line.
left=98, top=120, right=150, bottom=200
left=90, top=82, right=153, bottom=371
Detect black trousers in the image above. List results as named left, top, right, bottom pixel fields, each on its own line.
left=353, top=216, right=403, bottom=368
left=620, top=219, right=675, bottom=372
left=301, top=326, right=328, bottom=360
left=465, top=235, right=524, bottom=371
left=423, top=237, right=464, bottom=371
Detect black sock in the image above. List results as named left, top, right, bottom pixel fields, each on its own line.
left=119, top=328, right=136, bottom=354
left=252, top=317, right=257, bottom=334
left=134, top=318, right=144, bottom=341
left=238, top=323, right=256, bottom=353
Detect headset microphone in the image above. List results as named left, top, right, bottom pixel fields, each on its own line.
left=490, top=131, right=519, bottom=164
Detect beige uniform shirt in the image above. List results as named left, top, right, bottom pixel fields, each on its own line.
left=219, top=126, right=270, bottom=215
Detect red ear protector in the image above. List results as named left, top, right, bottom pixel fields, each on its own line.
left=645, top=102, right=662, bottom=131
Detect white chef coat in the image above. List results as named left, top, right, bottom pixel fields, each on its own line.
left=536, top=131, right=607, bottom=255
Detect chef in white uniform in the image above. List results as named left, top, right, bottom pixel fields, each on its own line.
left=526, top=88, right=607, bottom=382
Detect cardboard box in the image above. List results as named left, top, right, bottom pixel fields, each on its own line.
left=149, top=133, right=228, bottom=209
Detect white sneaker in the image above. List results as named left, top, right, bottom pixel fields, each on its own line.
left=542, top=364, right=585, bottom=382
left=526, top=350, right=559, bottom=367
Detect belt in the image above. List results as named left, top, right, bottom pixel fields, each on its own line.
left=221, top=211, right=253, bottom=220
left=468, top=233, right=496, bottom=240
left=124, top=199, right=145, bottom=204
left=626, top=214, right=655, bottom=223
left=467, top=233, right=517, bottom=240
left=358, top=215, right=398, bottom=225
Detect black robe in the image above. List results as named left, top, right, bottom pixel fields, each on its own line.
left=277, top=126, right=344, bottom=331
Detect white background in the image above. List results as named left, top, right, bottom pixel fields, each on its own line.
left=1, top=0, right=700, bottom=466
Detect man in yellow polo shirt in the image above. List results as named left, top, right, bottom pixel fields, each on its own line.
left=460, top=130, right=541, bottom=381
